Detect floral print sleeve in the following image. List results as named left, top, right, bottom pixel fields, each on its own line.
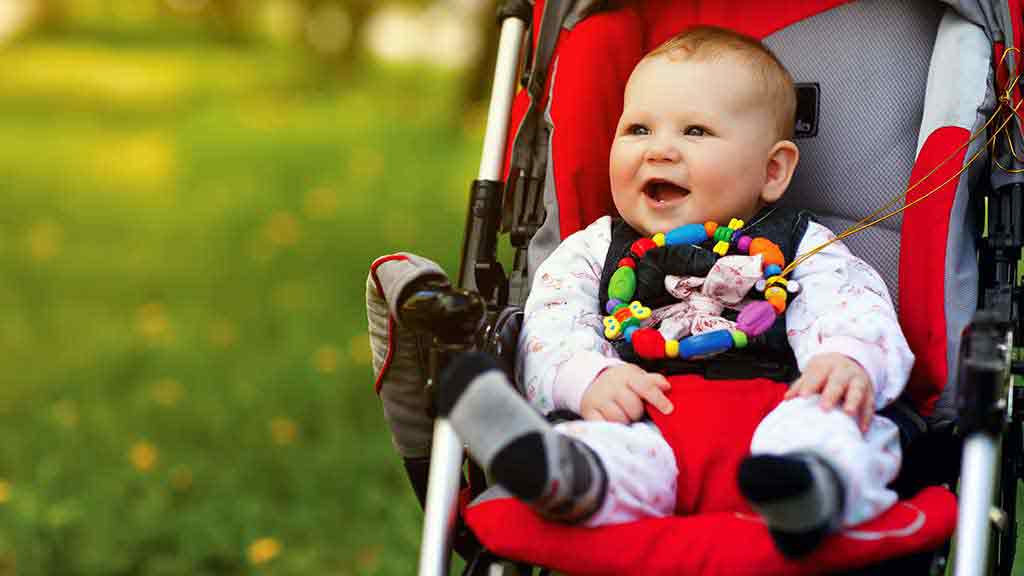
left=786, top=221, right=915, bottom=409
left=517, top=216, right=625, bottom=415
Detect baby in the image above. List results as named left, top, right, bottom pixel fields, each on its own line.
left=438, top=26, right=913, bottom=558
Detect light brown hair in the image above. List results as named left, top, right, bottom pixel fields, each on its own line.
left=646, top=26, right=796, bottom=141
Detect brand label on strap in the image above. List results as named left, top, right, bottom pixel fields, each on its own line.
left=794, top=83, right=819, bottom=139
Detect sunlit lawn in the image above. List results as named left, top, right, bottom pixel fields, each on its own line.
left=0, top=26, right=479, bottom=575
left=8, top=18, right=1024, bottom=576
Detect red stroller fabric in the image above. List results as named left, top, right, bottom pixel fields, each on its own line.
left=464, top=376, right=956, bottom=575
left=465, top=484, right=955, bottom=576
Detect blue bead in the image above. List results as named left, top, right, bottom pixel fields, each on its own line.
left=606, top=299, right=623, bottom=314
left=764, top=264, right=782, bottom=277
left=677, top=329, right=735, bottom=359
left=664, top=224, right=708, bottom=246
left=624, top=326, right=638, bottom=343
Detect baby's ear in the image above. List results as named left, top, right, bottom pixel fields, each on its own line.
left=760, top=140, right=799, bottom=204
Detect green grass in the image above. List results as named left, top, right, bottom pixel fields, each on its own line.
left=0, top=28, right=480, bottom=575
left=5, top=19, right=1024, bottom=576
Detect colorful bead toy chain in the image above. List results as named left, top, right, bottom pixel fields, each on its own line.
left=603, top=218, right=801, bottom=360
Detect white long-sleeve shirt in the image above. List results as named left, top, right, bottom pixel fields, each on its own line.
left=516, top=215, right=914, bottom=415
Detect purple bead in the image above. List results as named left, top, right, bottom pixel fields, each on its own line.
left=606, top=299, right=623, bottom=314
left=737, top=235, right=752, bottom=253
left=736, top=300, right=777, bottom=336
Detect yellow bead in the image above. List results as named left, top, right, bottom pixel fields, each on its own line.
left=629, top=301, right=652, bottom=320
left=765, top=275, right=787, bottom=289
left=665, top=338, right=679, bottom=358
left=728, top=218, right=745, bottom=230
left=765, top=286, right=787, bottom=301
left=713, top=240, right=730, bottom=256
left=603, top=316, right=621, bottom=339
left=652, top=232, right=666, bottom=247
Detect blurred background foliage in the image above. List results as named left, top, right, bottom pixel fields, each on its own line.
left=0, top=0, right=496, bottom=573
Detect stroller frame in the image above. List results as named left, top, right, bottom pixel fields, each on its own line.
left=393, top=2, right=1024, bottom=574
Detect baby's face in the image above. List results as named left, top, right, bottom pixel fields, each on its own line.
left=610, top=55, right=783, bottom=236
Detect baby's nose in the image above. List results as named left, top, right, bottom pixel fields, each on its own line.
left=644, top=141, right=681, bottom=163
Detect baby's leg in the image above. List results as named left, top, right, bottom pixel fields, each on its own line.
left=740, top=395, right=901, bottom=556
left=438, top=352, right=675, bottom=525
left=438, top=352, right=607, bottom=523
left=555, top=419, right=677, bottom=526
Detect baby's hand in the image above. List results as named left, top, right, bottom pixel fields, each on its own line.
left=785, top=353, right=875, bottom=433
left=581, top=364, right=674, bottom=424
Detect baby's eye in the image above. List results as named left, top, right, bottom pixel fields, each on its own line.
left=626, top=124, right=650, bottom=136
left=683, top=126, right=707, bottom=137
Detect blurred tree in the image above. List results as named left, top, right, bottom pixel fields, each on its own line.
left=295, top=0, right=397, bottom=66
left=194, top=0, right=247, bottom=42
left=35, top=0, right=67, bottom=28
left=303, top=0, right=368, bottom=62
left=463, top=0, right=500, bottom=105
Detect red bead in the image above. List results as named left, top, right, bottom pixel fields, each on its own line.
left=618, top=257, right=636, bottom=269
left=749, top=238, right=785, bottom=269
left=631, top=328, right=666, bottom=359
left=630, top=238, right=657, bottom=259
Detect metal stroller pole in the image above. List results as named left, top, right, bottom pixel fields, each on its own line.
left=418, top=13, right=526, bottom=576
left=477, top=19, right=527, bottom=183
left=955, top=434, right=999, bottom=576
left=952, top=312, right=1013, bottom=576
left=419, top=418, right=470, bottom=576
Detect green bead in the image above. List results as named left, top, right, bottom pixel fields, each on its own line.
left=608, top=266, right=636, bottom=301
left=730, top=329, right=748, bottom=349
left=714, top=226, right=733, bottom=243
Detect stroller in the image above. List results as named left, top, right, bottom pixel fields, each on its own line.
left=366, top=0, right=1024, bottom=574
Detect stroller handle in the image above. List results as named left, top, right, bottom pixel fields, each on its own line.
left=419, top=12, right=528, bottom=576
left=478, top=16, right=528, bottom=182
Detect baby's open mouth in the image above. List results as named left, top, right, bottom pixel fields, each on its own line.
left=644, top=179, right=689, bottom=204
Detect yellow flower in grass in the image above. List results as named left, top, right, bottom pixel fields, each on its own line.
left=26, top=221, right=63, bottom=261
left=264, top=211, right=301, bottom=247
left=269, top=417, right=298, bottom=446
left=0, top=480, right=10, bottom=504
left=130, top=441, right=158, bottom=472
left=247, top=537, right=281, bottom=565
left=136, top=303, right=174, bottom=345
left=150, top=378, right=183, bottom=407
left=303, top=186, right=339, bottom=219
left=314, top=345, right=339, bottom=374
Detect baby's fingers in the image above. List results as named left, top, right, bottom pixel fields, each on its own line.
left=597, top=403, right=631, bottom=425
left=841, top=379, right=864, bottom=419
left=859, top=400, right=875, bottom=434
left=849, top=376, right=876, bottom=433
left=786, top=365, right=826, bottom=400
left=628, top=374, right=674, bottom=415
left=819, top=370, right=849, bottom=410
